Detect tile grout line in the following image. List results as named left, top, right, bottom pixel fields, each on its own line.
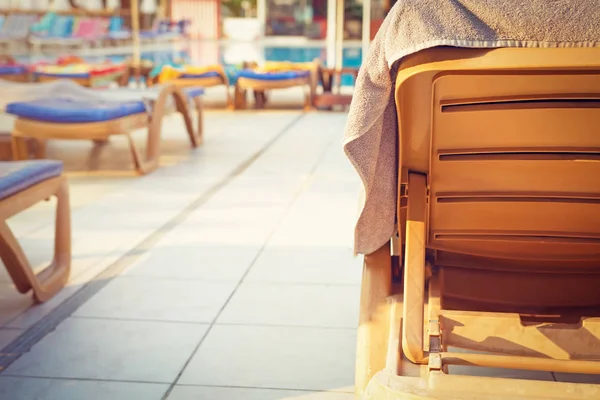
left=0, top=374, right=354, bottom=394
left=67, top=315, right=359, bottom=330
left=90, top=273, right=362, bottom=286
left=0, top=374, right=171, bottom=385
left=0, top=113, right=306, bottom=373
left=8, top=181, right=128, bottom=240
left=172, top=383, right=354, bottom=394
left=161, top=120, right=342, bottom=399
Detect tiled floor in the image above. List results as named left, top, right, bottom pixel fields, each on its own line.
left=0, top=93, right=598, bottom=399
left=0, top=100, right=360, bottom=399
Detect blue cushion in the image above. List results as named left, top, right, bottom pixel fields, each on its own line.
left=36, top=71, right=90, bottom=79
left=6, top=98, right=147, bottom=123
left=180, top=71, right=221, bottom=79
left=237, top=70, right=310, bottom=81
left=0, top=160, right=63, bottom=201
left=0, top=65, right=26, bottom=75
left=140, top=31, right=160, bottom=38
left=109, top=16, right=123, bottom=32
left=183, top=87, right=205, bottom=98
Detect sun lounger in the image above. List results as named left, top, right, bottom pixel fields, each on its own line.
left=233, top=61, right=319, bottom=110
left=28, top=14, right=83, bottom=54
left=0, top=159, right=70, bottom=302
left=105, top=16, right=132, bottom=45
left=150, top=63, right=232, bottom=107
left=34, top=63, right=127, bottom=88
left=0, top=64, right=28, bottom=82
left=356, top=46, right=600, bottom=400
left=89, top=18, right=110, bottom=48
left=0, top=14, right=38, bottom=54
left=2, top=79, right=204, bottom=174
left=140, top=18, right=186, bottom=43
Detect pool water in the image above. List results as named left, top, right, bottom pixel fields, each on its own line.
left=260, top=46, right=362, bottom=86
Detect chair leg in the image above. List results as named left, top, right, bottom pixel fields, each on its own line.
left=127, top=85, right=178, bottom=175
left=234, top=84, right=247, bottom=110
left=171, top=87, right=200, bottom=148
left=0, top=221, right=32, bottom=294
left=355, top=241, right=393, bottom=398
left=254, top=90, right=267, bottom=109
left=10, top=135, right=30, bottom=160
left=92, top=138, right=109, bottom=146
left=126, top=132, right=159, bottom=175
left=0, top=177, right=71, bottom=303
left=34, top=139, right=47, bottom=159
left=402, top=173, right=428, bottom=364
left=192, top=96, right=204, bottom=147
left=225, top=86, right=234, bottom=110
left=303, top=84, right=312, bottom=111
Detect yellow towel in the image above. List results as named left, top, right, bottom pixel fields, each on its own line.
left=255, top=61, right=315, bottom=73
left=37, top=64, right=90, bottom=74
left=158, top=65, right=224, bottom=83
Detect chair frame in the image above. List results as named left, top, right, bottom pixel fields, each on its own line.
left=355, top=47, right=600, bottom=399
left=233, top=60, right=319, bottom=110
left=36, top=68, right=127, bottom=89
left=10, top=84, right=203, bottom=175
left=0, top=56, right=29, bottom=83
left=0, top=174, right=70, bottom=303
left=148, top=67, right=232, bottom=108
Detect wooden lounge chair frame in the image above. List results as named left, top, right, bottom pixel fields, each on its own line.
left=233, top=60, right=319, bottom=110
left=356, top=47, right=600, bottom=399
left=313, top=58, right=357, bottom=109
left=0, top=173, right=70, bottom=303
left=10, top=84, right=203, bottom=175
left=0, top=56, right=29, bottom=83
left=148, top=67, right=232, bottom=108
left=36, top=69, right=127, bottom=89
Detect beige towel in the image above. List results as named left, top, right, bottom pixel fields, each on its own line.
left=344, top=0, right=600, bottom=255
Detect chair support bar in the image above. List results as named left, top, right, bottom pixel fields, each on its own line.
left=440, top=352, right=600, bottom=375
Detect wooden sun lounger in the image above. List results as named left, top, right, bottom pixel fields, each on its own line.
left=356, top=47, right=600, bottom=399
left=148, top=66, right=232, bottom=108
left=0, top=67, right=28, bottom=83
left=0, top=160, right=70, bottom=303
left=8, top=84, right=204, bottom=175
left=233, top=61, right=319, bottom=110
left=35, top=65, right=127, bottom=89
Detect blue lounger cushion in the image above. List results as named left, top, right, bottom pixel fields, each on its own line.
left=180, top=71, right=221, bottom=79
left=6, top=98, right=147, bottom=123
left=237, top=70, right=310, bottom=81
left=0, top=160, right=63, bottom=201
left=36, top=72, right=90, bottom=79
left=0, top=65, right=26, bottom=75
left=183, top=87, right=205, bottom=98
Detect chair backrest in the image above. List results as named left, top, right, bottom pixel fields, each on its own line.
left=153, top=18, right=170, bottom=33
left=0, top=15, right=11, bottom=35
left=98, top=18, right=110, bottom=36
left=173, top=19, right=190, bottom=35
left=85, top=18, right=105, bottom=38
left=108, top=16, right=124, bottom=32
left=395, top=47, right=600, bottom=311
left=5, top=14, right=30, bottom=37
left=49, top=15, right=73, bottom=38
left=30, top=12, right=56, bottom=34
left=73, top=17, right=95, bottom=38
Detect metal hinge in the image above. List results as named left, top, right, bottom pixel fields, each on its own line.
left=428, top=319, right=442, bottom=371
